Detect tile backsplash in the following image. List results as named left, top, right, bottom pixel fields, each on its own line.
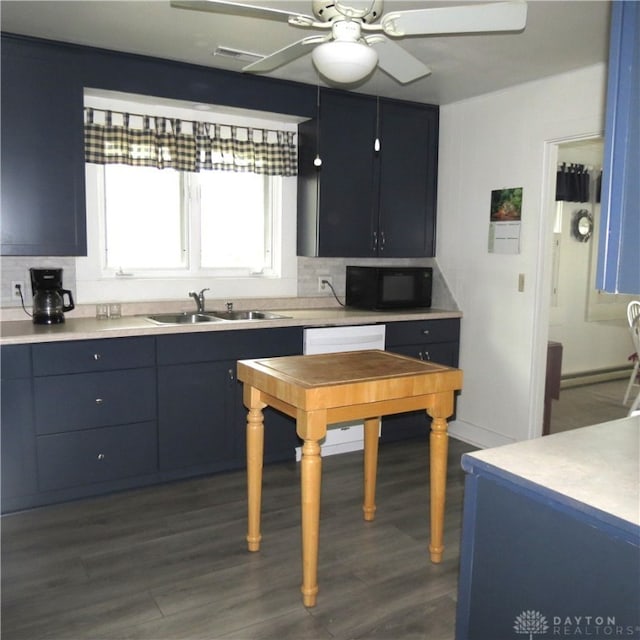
left=1, top=257, right=76, bottom=309
left=1, top=255, right=456, bottom=314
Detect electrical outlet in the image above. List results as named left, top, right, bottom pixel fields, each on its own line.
left=11, top=280, right=25, bottom=299
left=317, top=276, right=333, bottom=293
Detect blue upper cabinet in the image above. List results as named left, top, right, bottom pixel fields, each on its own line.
left=1, top=39, right=86, bottom=256
left=597, top=0, right=640, bottom=294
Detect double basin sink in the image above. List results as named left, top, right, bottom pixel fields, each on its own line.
left=146, top=310, right=291, bottom=325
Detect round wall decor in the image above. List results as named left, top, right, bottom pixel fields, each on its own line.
left=571, top=209, right=593, bottom=242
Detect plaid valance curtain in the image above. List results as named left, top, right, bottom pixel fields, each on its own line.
left=84, top=108, right=297, bottom=176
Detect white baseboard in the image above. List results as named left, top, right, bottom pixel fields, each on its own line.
left=560, top=367, right=631, bottom=389
left=447, top=420, right=515, bottom=450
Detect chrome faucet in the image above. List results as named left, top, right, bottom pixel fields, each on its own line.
left=189, top=288, right=209, bottom=312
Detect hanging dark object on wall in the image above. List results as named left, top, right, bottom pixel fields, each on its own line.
left=555, top=163, right=591, bottom=202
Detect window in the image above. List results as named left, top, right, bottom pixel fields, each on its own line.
left=104, top=165, right=184, bottom=270
left=101, top=165, right=278, bottom=275
left=77, top=91, right=300, bottom=303
left=199, top=171, right=274, bottom=271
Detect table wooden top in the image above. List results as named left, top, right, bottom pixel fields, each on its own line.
left=237, top=350, right=463, bottom=412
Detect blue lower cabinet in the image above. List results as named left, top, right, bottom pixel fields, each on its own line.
left=383, top=318, right=460, bottom=442
left=1, top=326, right=309, bottom=511
left=456, top=472, right=640, bottom=639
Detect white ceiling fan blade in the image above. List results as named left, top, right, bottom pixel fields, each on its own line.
left=170, top=0, right=314, bottom=24
left=243, top=35, right=328, bottom=73
left=382, top=1, right=527, bottom=37
left=368, top=38, right=432, bottom=84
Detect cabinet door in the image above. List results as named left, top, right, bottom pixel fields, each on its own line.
left=232, top=328, right=302, bottom=464
left=234, top=381, right=298, bottom=465
left=0, top=346, right=37, bottom=506
left=382, top=343, right=458, bottom=443
left=378, top=100, right=438, bottom=257
left=596, top=0, right=639, bottom=294
left=158, top=361, right=235, bottom=471
left=0, top=39, right=86, bottom=256
left=298, top=90, right=377, bottom=257
left=1, top=378, right=37, bottom=503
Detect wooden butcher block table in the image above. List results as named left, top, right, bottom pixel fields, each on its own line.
left=237, top=349, right=463, bottom=607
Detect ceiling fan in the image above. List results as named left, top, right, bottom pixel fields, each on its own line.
left=170, top=0, right=528, bottom=85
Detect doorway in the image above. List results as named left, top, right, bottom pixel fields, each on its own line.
left=545, top=137, right=634, bottom=433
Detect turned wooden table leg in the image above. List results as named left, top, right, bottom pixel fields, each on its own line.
left=245, top=387, right=265, bottom=552
left=299, top=436, right=322, bottom=607
left=427, top=393, right=454, bottom=564
left=363, top=417, right=380, bottom=521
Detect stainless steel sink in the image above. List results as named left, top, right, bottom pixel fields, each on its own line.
left=146, top=310, right=290, bottom=324
left=146, top=312, right=224, bottom=325
left=208, top=310, right=291, bottom=321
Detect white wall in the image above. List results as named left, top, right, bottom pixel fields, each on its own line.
left=438, top=64, right=608, bottom=448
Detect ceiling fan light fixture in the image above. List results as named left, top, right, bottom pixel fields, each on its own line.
left=312, top=40, right=378, bottom=84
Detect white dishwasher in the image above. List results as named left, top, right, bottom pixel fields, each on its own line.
left=298, top=324, right=386, bottom=460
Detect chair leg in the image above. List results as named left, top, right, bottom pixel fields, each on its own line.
left=630, top=388, right=640, bottom=414
left=623, top=360, right=640, bottom=404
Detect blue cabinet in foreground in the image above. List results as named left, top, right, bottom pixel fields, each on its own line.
left=456, top=418, right=640, bottom=639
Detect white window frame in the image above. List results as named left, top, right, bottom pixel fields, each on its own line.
left=76, top=90, right=300, bottom=303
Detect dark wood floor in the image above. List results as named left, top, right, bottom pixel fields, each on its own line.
left=1, top=437, right=476, bottom=640
left=549, top=378, right=631, bottom=434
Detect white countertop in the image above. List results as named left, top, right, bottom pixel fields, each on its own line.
left=463, top=416, right=640, bottom=528
left=0, top=307, right=461, bottom=345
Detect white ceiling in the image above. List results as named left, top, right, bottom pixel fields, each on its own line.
left=0, top=0, right=611, bottom=105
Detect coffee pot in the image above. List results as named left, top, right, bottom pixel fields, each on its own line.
left=30, top=268, right=75, bottom=325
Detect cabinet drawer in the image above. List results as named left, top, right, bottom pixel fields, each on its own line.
left=34, top=368, right=156, bottom=434
left=157, top=327, right=302, bottom=365
left=32, top=337, right=155, bottom=376
left=385, top=319, right=460, bottom=346
left=36, top=421, right=157, bottom=491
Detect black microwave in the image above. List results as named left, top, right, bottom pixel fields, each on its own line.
left=345, top=266, right=433, bottom=310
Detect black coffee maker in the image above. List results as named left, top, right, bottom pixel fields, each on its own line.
left=30, top=268, right=75, bottom=325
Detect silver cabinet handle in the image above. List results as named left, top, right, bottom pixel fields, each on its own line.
left=372, top=231, right=378, bottom=251
left=228, top=368, right=234, bottom=381
left=97, top=453, right=105, bottom=461
left=424, top=351, right=431, bottom=360
left=95, top=398, right=104, bottom=405
left=422, top=329, right=430, bottom=335
left=93, top=353, right=101, bottom=361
